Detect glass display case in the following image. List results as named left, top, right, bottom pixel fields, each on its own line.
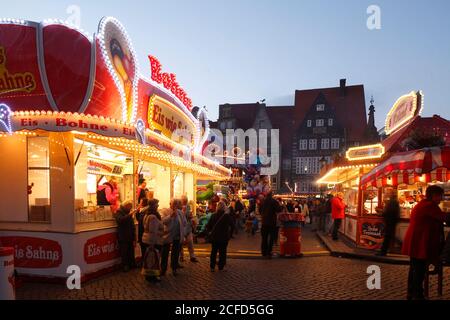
left=363, top=186, right=379, bottom=215
left=342, top=177, right=359, bottom=216
left=397, top=184, right=425, bottom=219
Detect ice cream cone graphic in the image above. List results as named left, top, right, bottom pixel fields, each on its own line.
left=0, top=103, right=12, bottom=133
left=98, top=17, right=138, bottom=123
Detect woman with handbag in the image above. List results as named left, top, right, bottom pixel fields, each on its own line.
left=141, top=199, right=163, bottom=283
left=206, top=201, right=234, bottom=272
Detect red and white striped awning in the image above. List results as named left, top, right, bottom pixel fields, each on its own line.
left=361, top=146, right=450, bottom=189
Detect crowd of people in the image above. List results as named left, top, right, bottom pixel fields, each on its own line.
left=111, top=176, right=450, bottom=300
left=113, top=178, right=240, bottom=283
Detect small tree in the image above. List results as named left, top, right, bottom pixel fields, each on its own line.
left=402, top=129, right=445, bottom=150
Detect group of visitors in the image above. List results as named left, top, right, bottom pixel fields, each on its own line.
left=114, top=178, right=200, bottom=283
left=114, top=178, right=238, bottom=281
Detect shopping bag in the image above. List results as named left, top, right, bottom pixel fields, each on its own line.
left=141, top=246, right=160, bottom=277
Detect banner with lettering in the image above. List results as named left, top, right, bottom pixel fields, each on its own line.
left=0, top=236, right=63, bottom=268
left=84, top=232, right=120, bottom=264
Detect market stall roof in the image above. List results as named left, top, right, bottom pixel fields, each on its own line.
left=380, top=115, right=450, bottom=153
left=360, top=145, right=450, bottom=188
left=317, top=163, right=377, bottom=185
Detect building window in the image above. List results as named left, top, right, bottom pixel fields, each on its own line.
left=219, top=122, right=226, bottom=130
left=328, top=118, right=333, bottom=126
left=299, top=139, right=308, bottom=150
left=295, top=157, right=322, bottom=175
left=321, top=138, right=330, bottom=150
left=222, top=107, right=232, bottom=118
left=308, top=139, right=317, bottom=150
left=316, top=119, right=324, bottom=127
left=227, top=120, right=233, bottom=129
left=283, top=159, right=291, bottom=170
left=331, top=138, right=340, bottom=149
left=307, top=120, right=312, bottom=127
left=28, top=136, right=51, bottom=222
left=316, top=104, right=325, bottom=111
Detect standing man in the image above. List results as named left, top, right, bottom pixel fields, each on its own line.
left=376, top=191, right=400, bottom=256
left=235, top=198, right=245, bottom=233
left=136, top=178, right=148, bottom=205
left=323, top=194, right=333, bottom=234
left=161, top=199, right=186, bottom=276
left=115, top=200, right=136, bottom=272
left=402, top=185, right=450, bottom=300
left=260, top=192, right=281, bottom=258
left=331, top=192, right=346, bottom=241
left=181, top=195, right=198, bottom=263
left=206, top=201, right=234, bottom=272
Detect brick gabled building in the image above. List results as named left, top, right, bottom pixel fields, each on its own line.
left=215, top=79, right=378, bottom=194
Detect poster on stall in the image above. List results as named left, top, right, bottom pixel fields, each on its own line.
left=358, top=219, right=384, bottom=249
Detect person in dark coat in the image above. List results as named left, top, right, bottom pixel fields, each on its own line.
left=402, top=185, right=450, bottom=300
left=115, top=200, right=136, bottom=272
left=286, top=201, right=294, bottom=213
left=136, top=198, right=149, bottom=262
left=260, top=192, right=281, bottom=258
left=376, top=192, right=400, bottom=256
left=136, top=178, right=148, bottom=205
left=206, top=201, right=234, bottom=272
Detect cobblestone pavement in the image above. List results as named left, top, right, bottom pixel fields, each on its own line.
left=190, top=224, right=328, bottom=258
left=14, top=224, right=450, bottom=300
left=16, top=255, right=450, bottom=300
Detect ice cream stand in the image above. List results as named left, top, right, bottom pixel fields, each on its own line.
left=0, top=17, right=229, bottom=282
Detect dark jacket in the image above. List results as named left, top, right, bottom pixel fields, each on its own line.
left=115, top=206, right=136, bottom=243
left=261, top=196, right=281, bottom=227
left=383, top=199, right=400, bottom=225
left=136, top=207, right=148, bottom=243
left=206, top=210, right=234, bottom=242
left=235, top=200, right=244, bottom=213
left=324, top=198, right=332, bottom=214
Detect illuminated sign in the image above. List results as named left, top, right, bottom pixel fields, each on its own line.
left=98, top=17, right=139, bottom=124
left=149, top=55, right=193, bottom=111
left=148, top=94, right=195, bottom=147
left=385, top=91, right=423, bottom=135
left=0, top=46, right=36, bottom=95
left=346, top=144, right=385, bottom=161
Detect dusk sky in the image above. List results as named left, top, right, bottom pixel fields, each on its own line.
left=3, top=0, right=450, bottom=128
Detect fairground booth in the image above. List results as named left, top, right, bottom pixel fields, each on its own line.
left=317, top=91, right=450, bottom=251
left=0, top=17, right=229, bottom=281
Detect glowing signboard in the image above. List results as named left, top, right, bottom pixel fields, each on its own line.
left=148, top=94, right=195, bottom=147
left=149, top=55, right=193, bottom=111
left=385, top=91, right=423, bottom=135
left=346, top=144, right=385, bottom=161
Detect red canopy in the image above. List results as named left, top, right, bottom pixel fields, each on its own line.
left=361, top=146, right=450, bottom=189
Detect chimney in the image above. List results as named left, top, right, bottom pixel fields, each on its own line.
left=340, top=78, right=346, bottom=96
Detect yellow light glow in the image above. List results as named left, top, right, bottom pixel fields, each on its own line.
left=317, top=164, right=377, bottom=185
left=346, top=143, right=385, bottom=161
